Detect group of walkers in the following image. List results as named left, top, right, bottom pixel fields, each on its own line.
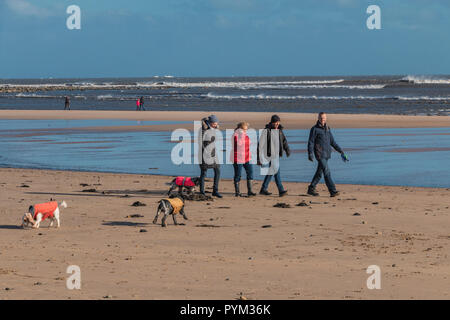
left=198, top=112, right=346, bottom=198
left=136, top=96, right=145, bottom=111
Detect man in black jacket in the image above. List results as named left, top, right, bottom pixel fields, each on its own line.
left=258, top=114, right=290, bottom=197
left=139, top=96, right=145, bottom=111
left=198, top=115, right=222, bottom=198
left=307, top=112, right=344, bottom=197
left=64, top=96, right=70, bottom=110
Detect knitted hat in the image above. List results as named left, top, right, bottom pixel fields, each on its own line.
left=271, top=114, right=281, bottom=123
left=208, top=114, right=219, bottom=124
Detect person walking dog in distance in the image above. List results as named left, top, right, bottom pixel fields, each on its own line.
left=232, top=122, right=256, bottom=197
left=307, top=112, right=345, bottom=197
left=198, top=115, right=222, bottom=198
left=258, top=114, right=290, bottom=197
left=64, top=96, right=70, bottom=110
left=136, top=98, right=141, bottom=111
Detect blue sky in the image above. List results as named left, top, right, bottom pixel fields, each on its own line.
left=0, top=0, right=449, bottom=78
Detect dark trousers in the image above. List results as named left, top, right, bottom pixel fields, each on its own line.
left=310, top=158, right=336, bottom=192
left=233, top=162, right=253, bottom=183
left=199, top=166, right=220, bottom=193
left=64, top=104, right=70, bottom=110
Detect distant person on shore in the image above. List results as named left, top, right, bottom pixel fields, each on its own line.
left=232, top=122, right=256, bottom=197
left=307, top=112, right=346, bottom=197
left=258, top=114, right=290, bottom=197
left=136, top=98, right=140, bottom=111
left=139, top=96, right=145, bottom=111
left=198, top=115, right=222, bottom=198
left=64, top=96, right=70, bottom=110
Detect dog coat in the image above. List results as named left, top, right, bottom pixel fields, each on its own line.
left=163, top=198, right=184, bottom=214
left=32, top=201, right=58, bottom=221
left=175, top=176, right=196, bottom=188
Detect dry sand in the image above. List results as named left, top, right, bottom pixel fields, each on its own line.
left=0, top=168, right=449, bottom=300
left=1, top=110, right=450, bottom=132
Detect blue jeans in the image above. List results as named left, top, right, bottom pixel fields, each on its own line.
left=261, top=163, right=285, bottom=193
left=310, top=158, right=336, bottom=193
left=233, top=163, right=253, bottom=183
left=199, top=166, right=220, bottom=193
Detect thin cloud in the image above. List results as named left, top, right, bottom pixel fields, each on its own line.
left=5, top=0, right=54, bottom=17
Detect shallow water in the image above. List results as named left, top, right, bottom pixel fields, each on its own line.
left=0, top=120, right=449, bottom=188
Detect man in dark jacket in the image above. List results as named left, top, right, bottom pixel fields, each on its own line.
left=139, top=96, right=145, bottom=111
left=64, top=96, right=70, bottom=110
left=307, top=112, right=344, bottom=197
left=198, top=115, right=222, bottom=198
left=258, top=114, right=290, bottom=197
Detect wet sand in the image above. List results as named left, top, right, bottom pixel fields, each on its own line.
left=0, top=168, right=449, bottom=299
left=1, top=110, right=450, bottom=132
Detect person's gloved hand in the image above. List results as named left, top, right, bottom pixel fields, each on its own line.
left=286, top=149, right=291, bottom=157
left=341, top=152, right=349, bottom=162
left=308, top=154, right=314, bottom=162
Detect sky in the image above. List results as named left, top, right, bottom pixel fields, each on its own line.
left=0, top=0, right=449, bottom=78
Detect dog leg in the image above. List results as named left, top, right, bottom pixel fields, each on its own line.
left=161, top=213, right=168, bottom=227
left=172, top=214, right=178, bottom=225
left=180, top=207, right=188, bottom=220
left=167, top=185, right=175, bottom=196
left=33, top=213, right=42, bottom=229
left=153, top=205, right=162, bottom=224
left=161, top=201, right=168, bottom=227
left=54, top=208, right=60, bottom=228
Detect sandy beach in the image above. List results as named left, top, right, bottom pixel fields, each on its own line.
left=0, top=168, right=449, bottom=300
left=1, top=110, right=450, bottom=132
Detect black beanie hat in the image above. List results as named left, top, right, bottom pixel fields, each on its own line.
left=271, top=114, right=281, bottom=123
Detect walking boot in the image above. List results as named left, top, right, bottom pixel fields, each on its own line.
left=307, top=185, right=319, bottom=196
left=259, top=188, right=272, bottom=196
left=330, top=190, right=340, bottom=197
left=234, top=182, right=241, bottom=197
left=247, top=180, right=256, bottom=197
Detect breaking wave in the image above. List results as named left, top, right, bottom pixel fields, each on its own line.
left=203, top=93, right=450, bottom=101
left=401, top=75, right=450, bottom=84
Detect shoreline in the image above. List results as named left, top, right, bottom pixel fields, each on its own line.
left=0, top=167, right=449, bottom=299
left=1, top=165, right=449, bottom=190
left=1, top=110, right=450, bottom=130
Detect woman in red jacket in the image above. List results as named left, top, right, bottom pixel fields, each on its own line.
left=232, top=122, right=256, bottom=197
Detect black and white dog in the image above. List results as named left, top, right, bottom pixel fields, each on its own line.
left=153, top=196, right=188, bottom=227
left=167, top=176, right=200, bottom=197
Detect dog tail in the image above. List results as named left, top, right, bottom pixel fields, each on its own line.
left=59, top=200, right=68, bottom=209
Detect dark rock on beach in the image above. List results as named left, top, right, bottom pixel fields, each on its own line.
left=296, top=200, right=309, bottom=207
left=274, top=203, right=291, bottom=208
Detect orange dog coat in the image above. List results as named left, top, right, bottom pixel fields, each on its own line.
left=32, top=201, right=58, bottom=221
left=163, top=198, right=184, bottom=214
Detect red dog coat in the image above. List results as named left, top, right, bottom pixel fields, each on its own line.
left=175, top=177, right=196, bottom=187
left=32, top=201, right=58, bottom=221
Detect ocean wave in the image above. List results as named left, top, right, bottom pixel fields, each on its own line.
left=2, top=79, right=387, bottom=91
left=203, top=93, right=450, bottom=101
left=401, top=75, right=450, bottom=84
left=15, top=93, right=55, bottom=98
left=136, top=79, right=346, bottom=89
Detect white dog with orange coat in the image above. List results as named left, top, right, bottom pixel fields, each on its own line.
left=21, top=200, right=68, bottom=229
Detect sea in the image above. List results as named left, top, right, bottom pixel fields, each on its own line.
left=1, top=75, right=449, bottom=115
